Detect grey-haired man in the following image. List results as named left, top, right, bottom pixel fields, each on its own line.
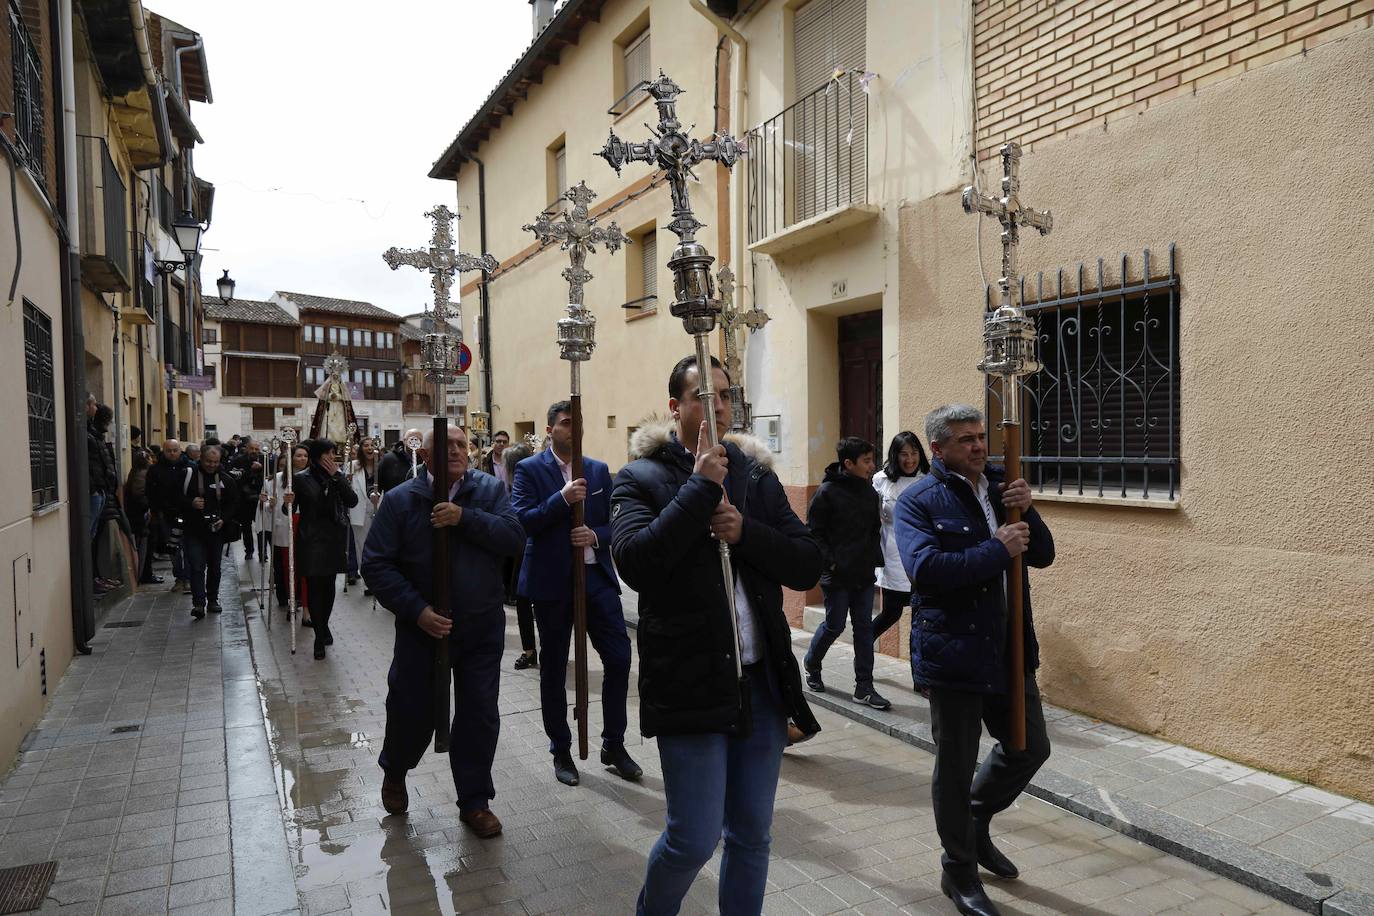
left=894, top=405, right=1055, bottom=916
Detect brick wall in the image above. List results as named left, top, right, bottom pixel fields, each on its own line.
left=974, top=0, right=1374, bottom=159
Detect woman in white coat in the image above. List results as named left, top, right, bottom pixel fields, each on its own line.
left=871, top=431, right=931, bottom=645
left=347, top=437, right=383, bottom=596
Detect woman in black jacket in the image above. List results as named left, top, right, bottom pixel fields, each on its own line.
left=286, top=438, right=358, bottom=659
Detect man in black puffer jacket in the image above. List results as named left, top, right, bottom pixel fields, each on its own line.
left=801, top=436, right=888, bottom=709
left=611, top=355, right=822, bottom=916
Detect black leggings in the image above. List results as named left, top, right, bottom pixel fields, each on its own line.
left=872, top=587, right=912, bottom=641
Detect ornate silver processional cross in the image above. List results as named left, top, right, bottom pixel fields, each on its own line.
left=961, top=141, right=1055, bottom=754
left=522, top=180, right=628, bottom=762
left=522, top=181, right=629, bottom=377
left=961, top=141, right=1053, bottom=426
left=717, top=266, right=770, bottom=432
left=382, top=205, right=497, bottom=413
left=597, top=69, right=747, bottom=686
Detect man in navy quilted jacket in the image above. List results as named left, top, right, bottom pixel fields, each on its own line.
left=894, top=404, right=1055, bottom=916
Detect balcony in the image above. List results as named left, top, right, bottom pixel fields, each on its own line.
left=78, top=136, right=132, bottom=293
left=746, top=71, right=877, bottom=257
left=9, top=5, right=45, bottom=183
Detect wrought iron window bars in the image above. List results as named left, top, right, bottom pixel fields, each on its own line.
left=985, top=245, right=1180, bottom=502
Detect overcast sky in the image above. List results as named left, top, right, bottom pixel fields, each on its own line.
left=150, top=0, right=534, bottom=315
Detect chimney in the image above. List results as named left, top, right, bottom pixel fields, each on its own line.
left=530, top=0, right=557, bottom=38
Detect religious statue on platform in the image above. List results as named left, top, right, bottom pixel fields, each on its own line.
left=309, top=351, right=358, bottom=451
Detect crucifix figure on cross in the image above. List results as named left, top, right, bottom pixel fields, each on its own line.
left=961, top=140, right=1055, bottom=754
left=596, top=67, right=749, bottom=711
left=717, top=265, right=770, bottom=432
left=381, top=204, right=497, bottom=755
left=522, top=180, right=628, bottom=761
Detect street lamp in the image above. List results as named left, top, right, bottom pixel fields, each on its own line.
left=152, top=210, right=205, bottom=275
left=216, top=270, right=235, bottom=304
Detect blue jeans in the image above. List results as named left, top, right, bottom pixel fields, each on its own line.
left=532, top=565, right=631, bottom=754
left=182, top=532, right=223, bottom=608
left=89, top=491, right=105, bottom=540
left=637, top=669, right=787, bottom=916
left=804, top=583, right=877, bottom=692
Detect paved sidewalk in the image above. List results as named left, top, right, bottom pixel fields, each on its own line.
left=766, top=599, right=1374, bottom=915
left=0, top=553, right=296, bottom=916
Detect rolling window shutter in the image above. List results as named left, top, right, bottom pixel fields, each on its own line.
left=623, top=28, right=651, bottom=94
left=554, top=146, right=567, bottom=198
left=793, top=0, right=865, bottom=95
left=641, top=230, right=657, bottom=299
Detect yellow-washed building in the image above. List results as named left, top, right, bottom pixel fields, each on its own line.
left=439, top=0, right=1374, bottom=802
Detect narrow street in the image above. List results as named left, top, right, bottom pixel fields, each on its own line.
left=237, top=554, right=1298, bottom=916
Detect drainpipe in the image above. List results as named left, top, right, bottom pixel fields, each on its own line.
left=53, top=0, right=95, bottom=649
left=690, top=0, right=753, bottom=395
left=464, top=151, right=495, bottom=426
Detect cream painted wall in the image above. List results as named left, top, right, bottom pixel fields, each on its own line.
left=0, top=168, right=77, bottom=771
left=898, top=29, right=1374, bottom=800
left=453, top=0, right=726, bottom=467
left=737, top=0, right=972, bottom=486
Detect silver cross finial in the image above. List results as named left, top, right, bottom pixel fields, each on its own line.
left=961, top=142, right=1052, bottom=312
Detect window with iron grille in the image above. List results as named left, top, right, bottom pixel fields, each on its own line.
left=203, top=327, right=218, bottom=344
left=9, top=4, right=45, bottom=183
left=986, top=246, right=1180, bottom=501
left=24, top=301, right=58, bottom=509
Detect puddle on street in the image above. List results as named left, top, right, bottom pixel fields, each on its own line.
left=256, top=672, right=480, bottom=914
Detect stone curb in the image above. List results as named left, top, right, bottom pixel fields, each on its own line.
left=622, top=612, right=1368, bottom=916
left=220, top=562, right=302, bottom=916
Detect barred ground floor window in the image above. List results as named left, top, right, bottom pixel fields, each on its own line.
left=987, top=246, right=1179, bottom=501
left=25, top=300, right=59, bottom=509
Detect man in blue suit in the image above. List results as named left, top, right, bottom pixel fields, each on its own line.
left=512, top=400, right=640, bottom=787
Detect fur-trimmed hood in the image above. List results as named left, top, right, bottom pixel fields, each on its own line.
left=626, top=415, right=774, bottom=470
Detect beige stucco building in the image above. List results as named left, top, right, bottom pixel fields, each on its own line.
left=438, top=0, right=1374, bottom=801
left=433, top=0, right=732, bottom=460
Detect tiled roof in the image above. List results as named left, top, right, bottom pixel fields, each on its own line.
left=204, top=298, right=296, bottom=326
left=398, top=323, right=423, bottom=341
left=276, top=291, right=401, bottom=322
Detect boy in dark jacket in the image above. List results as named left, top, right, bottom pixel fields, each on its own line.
left=802, top=436, right=888, bottom=709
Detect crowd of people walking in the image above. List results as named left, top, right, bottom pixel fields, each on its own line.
left=89, top=350, right=1052, bottom=916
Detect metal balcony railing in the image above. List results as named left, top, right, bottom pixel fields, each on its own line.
left=747, top=71, right=869, bottom=244
left=9, top=5, right=45, bottom=182
left=77, top=136, right=131, bottom=290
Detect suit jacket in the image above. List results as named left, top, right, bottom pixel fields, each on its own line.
left=511, top=448, right=617, bottom=602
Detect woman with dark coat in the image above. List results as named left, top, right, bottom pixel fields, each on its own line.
left=286, top=438, right=358, bottom=659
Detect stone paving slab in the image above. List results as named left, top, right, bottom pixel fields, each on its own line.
left=242, top=558, right=1306, bottom=915
left=697, top=596, right=1374, bottom=915
left=0, top=553, right=299, bottom=915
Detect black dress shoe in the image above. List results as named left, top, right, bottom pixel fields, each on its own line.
left=553, top=751, right=580, bottom=786
left=139, top=575, right=165, bottom=585
left=513, top=651, right=537, bottom=670
left=976, top=819, right=1019, bottom=879
left=313, top=642, right=326, bottom=660
left=601, top=744, right=643, bottom=781
left=940, top=871, right=1002, bottom=916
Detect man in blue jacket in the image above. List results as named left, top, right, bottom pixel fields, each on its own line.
left=894, top=404, right=1055, bottom=916
left=361, top=424, right=524, bottom=838
left=511, top=400, right=639, bottom=788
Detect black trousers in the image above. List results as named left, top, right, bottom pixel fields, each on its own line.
left=872, top=587, right=911, bottom=641
left=508, top=551, right=536, bottom=653
left=378, top=607, right=504, bottom=813
left=928, top=675, right=1052, bottom=880
left=305, top=575, right=337, bottom=645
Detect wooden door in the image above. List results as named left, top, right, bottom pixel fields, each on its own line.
left=838, top=310, right=882, bottom=448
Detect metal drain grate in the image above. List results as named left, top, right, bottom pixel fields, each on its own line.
left=0, top=861, right=57, bottom=914
left=110, top=725, right=140, bottom=734
left=103, top=621, right=143, bottom=628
